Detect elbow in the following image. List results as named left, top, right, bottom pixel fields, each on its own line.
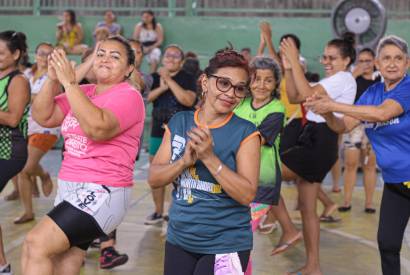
left=239, top=187, right=257, bottom=206
left=8, top=117, right=20, bottom=128
left=147, top=172, right=163, bottom=189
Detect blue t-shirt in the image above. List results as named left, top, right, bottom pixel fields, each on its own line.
left=166, top=110, right=258, bottom=254
left=356, top=75, right=410, bottom=183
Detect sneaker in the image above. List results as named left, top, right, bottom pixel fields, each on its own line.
left=144, top=212, right=163, bottom=225
left=0, top=264, right=12, bottom=275
left=99, top=247, right=129, bottom=269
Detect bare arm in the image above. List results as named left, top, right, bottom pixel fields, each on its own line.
left=201, top=135, right=260, bottom=205
left=166, top=77, right=196, bottom=107
left=281, top=39, right=323, bottom=103
left=32, top=78, right=64, bottom=128
left=132, top=24, right=141, bottom=40
left=305, top=92, right=404, bottom=123
left=153, top=24, right=164, bottom=48
left=322, top=112, right=361, bottom=133
left=189, top=127, right=260, bottom=205
left=0, top=75, right=30, bottom=128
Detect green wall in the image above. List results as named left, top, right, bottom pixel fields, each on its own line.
left=1, top=15, right=410, bottom=75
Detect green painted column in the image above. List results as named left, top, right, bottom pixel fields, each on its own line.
left=168, top=0, right=176, bottom=17
left=33, top=0, right=41, bottom=15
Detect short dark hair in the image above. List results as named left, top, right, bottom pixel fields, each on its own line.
left=359, top=47, right=375, bottom=58
left=280, top=34, right=301, bottom=50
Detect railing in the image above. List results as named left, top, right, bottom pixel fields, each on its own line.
left=0, top=0, right=409, bottom=17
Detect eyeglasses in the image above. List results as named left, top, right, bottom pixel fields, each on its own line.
left=319, top=55, right=341, bottom=63
left=208, top=74, right=249, bottom=98
left=164, top=53, right=182, bottom=60
left=36, top=51, right=52, bottom=57
left=358, top=59, right=373, bottom=64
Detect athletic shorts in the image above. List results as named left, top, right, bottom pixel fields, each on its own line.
left=28, top=133, right=58, bottom=152
left=48, top=179, right=132, bottom=250
left=164, top=241, right=250, bottom=275
left=145, top=47, right=161, bottom=64
left=281, top=121, right=338, bottom=183
left=0, top=158, right=27, bottom=192
left=343, top=125, right=370, bottom=150
left=149, top=136, right=163, bottom=156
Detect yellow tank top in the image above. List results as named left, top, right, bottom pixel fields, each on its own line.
left=60, top=26, right=79, bottom=48
left=280, top=79, right=302, bottom=119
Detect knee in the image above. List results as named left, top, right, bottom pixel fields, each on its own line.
left=23, top=230, right=49, bottom=259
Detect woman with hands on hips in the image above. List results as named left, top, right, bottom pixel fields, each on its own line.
left=22, top=36, right=145, bottom=275
left=149, top=48, right=261, bottom=275
left=279, top=35, right=357, bottom=275
left=305, top=35, right=410, bottom=275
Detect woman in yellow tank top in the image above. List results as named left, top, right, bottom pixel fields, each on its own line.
left=56, top=10, right=88, bottom=55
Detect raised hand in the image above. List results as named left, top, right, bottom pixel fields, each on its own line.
left=49, top=48, right=76, bottom=88
left=280, top=38, right=300, bottom=66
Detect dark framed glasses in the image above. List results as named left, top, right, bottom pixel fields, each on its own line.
left=208, top=74, right=248, bottom=98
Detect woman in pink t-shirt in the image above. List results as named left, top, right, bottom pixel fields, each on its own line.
left=21, top=36, right=145, bottom=275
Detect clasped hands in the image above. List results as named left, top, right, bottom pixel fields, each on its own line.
left=304, top=92, right=335, bottom=115
left=181, top=127, right=215, bottom=168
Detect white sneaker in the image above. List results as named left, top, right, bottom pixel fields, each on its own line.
left=0, top=264, right=12, bottom=275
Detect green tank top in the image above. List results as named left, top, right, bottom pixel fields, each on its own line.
left=234, top=97, right=285, bottom=187
left=0, top=70, right=29, bottom=160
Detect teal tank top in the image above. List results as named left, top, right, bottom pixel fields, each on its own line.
left=167, top=109, right=258, bottom=254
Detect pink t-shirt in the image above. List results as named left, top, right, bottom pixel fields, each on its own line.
left=55, top=82, right=145, bottom=187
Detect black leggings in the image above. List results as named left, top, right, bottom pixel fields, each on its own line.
left=377, top=183, right=410, bottom=275
left=164, top=241, right=250, bottom=275
left=0, top=158, right=27, bottom=193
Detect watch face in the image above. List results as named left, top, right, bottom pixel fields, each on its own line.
left=332, top=0, right=386, bottom=47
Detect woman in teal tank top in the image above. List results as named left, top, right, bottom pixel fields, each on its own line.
left=0, top=30, right=30, bottom=275
left=149, top=48, right=261, bottom=275
left=235, top=57, right=301, bottom=274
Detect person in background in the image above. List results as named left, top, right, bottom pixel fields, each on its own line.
left=0, top=30, right=30, bottom=275
left=240, top=47, right=252, bottom=63
left=338, top=48, right=381, bottom=213
left=145, top=44, right=197, bottom=225
left=94, top=10, right=122, bottom=37
left=14, top=42, right=59, bottom=225
left=280, top=35, right=357, bottom=275
left=133, top=10, right=164, bottom=73
left=305, top=35, right=410, bottom=275
left=56, top=9, right=88, bottom=55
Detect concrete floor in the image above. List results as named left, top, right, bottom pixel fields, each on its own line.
left=1, top=150, right=409, bottom=275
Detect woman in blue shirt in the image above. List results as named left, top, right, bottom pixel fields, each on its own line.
left=305, top=35, right=410, bottom=275
left=149, top=48, right=261, bottom=275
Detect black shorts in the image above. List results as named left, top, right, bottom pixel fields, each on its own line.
left=280, top=118, right=303, bottom=154
left=281, top=121, right=338, bottom=183
left=48, top=201, right=107, bottom=250
left=164, top=241, right=250, bottom=275
left=0, top=158, right=27, bottom=192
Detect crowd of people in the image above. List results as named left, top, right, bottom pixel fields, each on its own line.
left=0, top=8, right=409, bottom=275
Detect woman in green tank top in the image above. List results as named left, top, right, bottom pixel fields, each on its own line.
left=234, top=57, right=301, bottom=274
left=0, top=30, right=30, bottom=275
